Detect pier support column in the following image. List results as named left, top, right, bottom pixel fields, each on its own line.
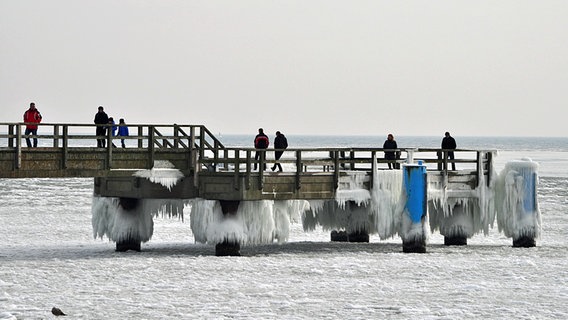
left=513, top=161, right=538, bottom=248
left=330, top=230, right=348, bottom=242
left=444, top=236, right=467, bottom=246
left=115, top=197, right=142, bottom=252
left=348, top=231, right=370, bottom=243
left=442, top=205, right=470, bottom=246
left=215, top=200, right=241, bottom=256
left=401, top=161, right=428, bottom=253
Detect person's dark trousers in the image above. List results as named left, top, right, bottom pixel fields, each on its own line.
left=271, top=151, right=284, bottom=172
left=254, top=151, right=266, bottom=170
left=24, top=128, right=38, bottom=147
left=448, top=151, right=456, bottom=170
left=96, top=127, right=106, bottom=147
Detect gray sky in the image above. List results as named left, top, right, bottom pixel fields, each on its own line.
left=1, top=0, right=567, bottom=137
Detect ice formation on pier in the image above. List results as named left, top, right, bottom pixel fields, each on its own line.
left=91, top=152, right=541, bottom=247
left=304, top=166, right=404, bottom=239
left=189, top=199, right=310, bottom=245
left=92, top=197, right=187, bottom=243
left=92, top=161, right=187, bottom=242
left=133, top=160, right=184, bottom=191
left=427, top=151, right=497, bottom=238
left=495, top=159, right=541, bottom=240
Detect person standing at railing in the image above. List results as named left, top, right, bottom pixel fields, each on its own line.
left=108, top=117, right=118, bottom=147
left=23, top=102, right=42, bottom=147
left=442, top=131, right=457, bottom=170
left=117, top=118, right=129, bottom=148
left=254, top=128, right=269, bottom=171
left=383, top=133, right=398, bottom=170
left=271, top=131, right=288, bottom=172
left=94, top=106, right=109, bottom=147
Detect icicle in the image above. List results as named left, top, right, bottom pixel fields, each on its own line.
left=132, top=160, right=184, bottom=191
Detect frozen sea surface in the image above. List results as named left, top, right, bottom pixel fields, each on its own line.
left=1, top=176, right=567, bottom=319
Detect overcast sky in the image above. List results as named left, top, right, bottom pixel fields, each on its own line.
left=1, top=1, right=567, bottom=137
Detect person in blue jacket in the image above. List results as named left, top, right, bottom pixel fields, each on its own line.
left=117, top=118, right=129, bottom=148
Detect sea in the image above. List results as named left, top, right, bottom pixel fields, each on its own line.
left=1, top=135, right=567, bottom=319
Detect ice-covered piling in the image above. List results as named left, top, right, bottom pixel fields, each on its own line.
left=400, top=161, right=428, bottom=253
left=92, top=196, right=186, bottom=251
left=495, top=159, right=540, bottom=247
left=215, top=200, right=242, bottom=256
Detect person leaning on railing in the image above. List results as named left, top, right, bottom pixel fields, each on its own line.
left=23, top=102, right=42, bottom=148
left=117, top=118, right=129, bottom=148
left=441, top=131, right=457, bottom=170
left=94, top=106, right=109, bottom=148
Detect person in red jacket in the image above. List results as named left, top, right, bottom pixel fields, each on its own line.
left=254, top=128, right=269, bottom=170
left=23, top=102, right=42, bottom=147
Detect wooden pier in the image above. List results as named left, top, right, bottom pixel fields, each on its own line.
left=0, top=123, right=494, bottom=201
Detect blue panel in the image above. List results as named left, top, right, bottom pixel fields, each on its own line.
left=403, top=163, right=427, bottom=223
left=522, top=172, right=536, bottom=213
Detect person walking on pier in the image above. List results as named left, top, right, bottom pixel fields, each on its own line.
left=23, top=102, right=42, bottom=147
left=271, top=131, right=288, bottom=172
left=383, top=133, right=398, bottom=169
left=254, top=128, right=269, bottom=171
left=117, top=118, right=129, bottom=148
left=94, top=106, right=109, bottom=147
left=441, top=131, right=457, bottom=170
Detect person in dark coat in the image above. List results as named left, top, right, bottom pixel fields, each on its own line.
left=441, top=131, right=457, bottom=170
left=94, top=106, right=109, bottom=147
left=254, top=128, right=269, bottom=170
left=383, top=133, right=398, bottom=169
left=271, top=131, right=288, bottom=172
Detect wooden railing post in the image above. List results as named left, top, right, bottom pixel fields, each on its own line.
left=62, top=125, right=68, bottom=169
left=214, top=140, right=220, bottom=172
left=174, top=124, right=179, bottom=148
left=15, top=124, right=22, bottom=169
left=148, top=126, right=155, bottom=168
left=370, top=151, right=376, bottom=189
left=234, top=149, right=240, bottom=190
left=486, top=152, right=493, bottom=187
left=295, top=150, right=302, bottom=189
left=53, top=125, right=59, bottom=148
left=106, top=125, right=113, bottom=169
left=333, top=150, right=340, bottom=189
left=476, top=151, right=483, bottom=187
left=189, top=126, right=196, bottom=170
left=8, top=124, right=14, bottom=148
left=245, top=150, right=251, bottom=190
left=137, top=125, right=144, bottom=148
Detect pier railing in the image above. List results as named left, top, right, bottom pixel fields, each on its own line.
left=0, top=123, right=494, bottom=190
left=201, top=147, right=495, bottom=190
left=0, top=123, right=223, bottom=175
